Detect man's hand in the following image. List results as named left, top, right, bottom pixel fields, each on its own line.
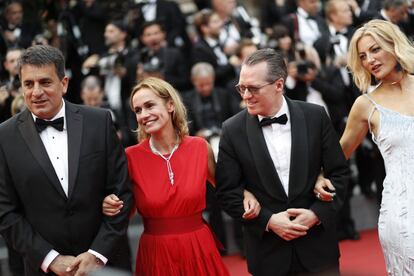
left=287, top=208, right=319, bottom=228
left=268, top=212, right=309, bottom=241
left=66, top=252, right=103, bottom=276
left=49, top=255, right=77, bottom=276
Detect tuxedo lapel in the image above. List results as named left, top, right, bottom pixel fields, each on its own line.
left=246, top=113, right=287, bottom=201
left=286, top=98, right=308, bottom=200
left=17, top=110, right=67, bottom=199
left=65, top=102, right=83, bottom=198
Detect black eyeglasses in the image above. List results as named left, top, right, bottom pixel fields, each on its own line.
left=235, top=80, right=276, bottom=96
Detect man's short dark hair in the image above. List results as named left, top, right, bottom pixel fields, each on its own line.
left=383, top=0, right=406, bottom=10
left=139, top=20, right=166, bottom=37
left=17, top=45, right=66, bottom=80
left=243, top=48, right=287, bottom=82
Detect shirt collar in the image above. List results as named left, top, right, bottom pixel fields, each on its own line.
left=205, top=37, right=220, bottom=48
left=258, top=96, right=289, bottom=122
left=329, top=24, right=348, bottom=36
left=297, top=7, right=310, bottom=19
left=32, top=100, right=67, bottom=130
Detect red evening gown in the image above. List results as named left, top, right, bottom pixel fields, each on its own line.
left=125, top=136, right=230, bottom=276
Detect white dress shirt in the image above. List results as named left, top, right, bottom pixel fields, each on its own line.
left=141, top=0, right=157, bottom=22
left=297, top=7, right=321, bottom=46
left=205, top=37, right=229, bottom=66
left=33, top=101, right=107, bottom=272
left=258, top=97, right=291, bottom=196
left=328, top=25, right=350, bottom=86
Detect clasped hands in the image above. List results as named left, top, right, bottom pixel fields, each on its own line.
left=49, top=252, right=103, bottom=276
left=268, top=208, right=319, bottom=241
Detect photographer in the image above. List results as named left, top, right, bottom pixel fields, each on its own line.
left=0, top=47, right=22, bottom=123
left=184, top=62, right=238, bottom=141
left=82, top=20, right=137, bottom=146
left=136, top=21, right=190, bottom=91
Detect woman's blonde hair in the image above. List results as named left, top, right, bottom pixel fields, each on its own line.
left=348, top=19, right=414, bottom=93
left=129, top=77, right=189, bottom=142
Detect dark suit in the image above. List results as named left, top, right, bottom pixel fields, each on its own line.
left=184, top=87, right=240, bottom=135
left=191, top=39, right=235, bottom=87
left=216, top=97, right=349, bottom=275
left=0, top=101, right=132, bottom=275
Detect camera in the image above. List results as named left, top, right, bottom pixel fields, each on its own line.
left=296, top=60, right=316, bottom=75
left=139, top=48, right=164, bottom=74
left=295, top=42, right=316, bottom=76
left=98, top=52, right=125, bottom=76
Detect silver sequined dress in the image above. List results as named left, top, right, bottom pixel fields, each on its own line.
left=365, top=94, right=414, bottom=275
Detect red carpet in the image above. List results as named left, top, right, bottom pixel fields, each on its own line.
left=222, top=229, right=387, bottom=276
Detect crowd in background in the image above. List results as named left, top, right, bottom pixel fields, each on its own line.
left=1, top=0, right=414, bottom=265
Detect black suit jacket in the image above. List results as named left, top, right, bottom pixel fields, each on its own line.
left=0, top=101, right=133, bottom=275
left=216, top=97, right=349, bottom=275
left=191, top=39, right=235, bottom=87
left=183, top=87, right=240, bottom=135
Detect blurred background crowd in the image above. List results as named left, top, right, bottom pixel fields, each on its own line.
left=1, top=0, right=413, bottom=274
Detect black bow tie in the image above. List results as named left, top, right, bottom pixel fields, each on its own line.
left=335, top=30, right=348, bottom=36
left=259, top=114, right=288, bottom=127
left=35, top=117, right=64, bottom=132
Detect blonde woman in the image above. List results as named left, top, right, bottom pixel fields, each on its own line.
left=102, top=77, right=260, bottom=275
left=315, top=20, right=414, bottom=275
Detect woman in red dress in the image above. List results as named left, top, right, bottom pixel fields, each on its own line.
left=103, top=77, right=260, bottom=275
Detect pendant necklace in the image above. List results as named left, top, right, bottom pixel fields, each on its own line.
left=149, top=137, right=179, bottom=185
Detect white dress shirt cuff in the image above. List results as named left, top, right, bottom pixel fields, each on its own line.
left=88, top=249, right=108, bottom=265
left=41, top=249, right=59, bottom=273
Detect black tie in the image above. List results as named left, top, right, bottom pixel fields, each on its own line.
left=259, top=114, right=288, bottom=127
left=35, top=117, right=64, bottom=132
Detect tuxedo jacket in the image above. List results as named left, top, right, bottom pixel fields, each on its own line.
left=183, top=87, right=240, bottom=135
left=0, top=101, right=133, bottom=275
left=216, top=97, right=349, bottom=275
left=191, top=39, right=236, bottom=87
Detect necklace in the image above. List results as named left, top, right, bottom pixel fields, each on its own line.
left=149, top=137, right=179, bottom=185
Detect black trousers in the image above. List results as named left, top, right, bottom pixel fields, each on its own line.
left=288, top=247, right=340, bottom=276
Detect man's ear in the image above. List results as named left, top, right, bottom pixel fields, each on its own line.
left=275, top=78, right=285, bottom=92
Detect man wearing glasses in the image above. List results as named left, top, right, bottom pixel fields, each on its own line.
left=216, top=48, right=349, bottom=275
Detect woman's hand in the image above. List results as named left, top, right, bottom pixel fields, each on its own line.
left=242, top=190, right=261, bottom=220
left=313, top=175, right=336, bottom=202
left=102, top=194, right=123, bottom=216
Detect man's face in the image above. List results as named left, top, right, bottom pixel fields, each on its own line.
left=331, top=1, right=353, bottom=27
left=193, top=75, right=215, bottom=97
left=238, top=62, right=283, bottom=117
left=207, top=13, right=223, bottom=38
left=5, top=3, right=23, bottom=26
left=4, top=49, right=22, bottom=77
left=299, top=0, right=319, bottom=16
left=21, top=64, right=68, bottom=119
left=212, top=0, right=236, bottom=16
left=388, top=4, right=408, bottom=24
left=141, top=24, right=166, bottom=51
left=81, top=87, right=103, bottom=107
left=104, top=24, right=126, bottom=48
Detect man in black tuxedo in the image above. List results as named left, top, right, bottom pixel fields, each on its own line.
left=192, top=9, right=235, bottom=87
left=0, top=45, right=133, bottom=275
left=216, top=48, right=349, bottom=275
